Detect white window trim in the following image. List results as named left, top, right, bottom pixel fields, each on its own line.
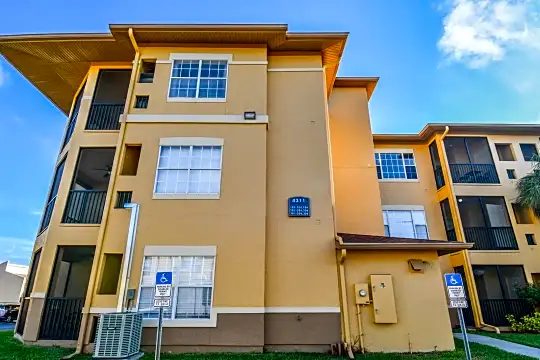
left=375, top=149, right=419, bottom=182
left=153, top=138, right=224, bottom=200
left=137, top=246, right=218, bottom=327
left=382, top=207, right=430, bottom=239
left=167, top=54, right=231, bottom=103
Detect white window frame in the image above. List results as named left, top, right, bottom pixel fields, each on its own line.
left=375, top=148, right=419, bottom=182
left=153, top=137, right=224, bottom=200
left=382, top=205, right=429, bottom=239
left=167, top=53, right=232, bottom=103
left=136, top=246, right=218, bottom=328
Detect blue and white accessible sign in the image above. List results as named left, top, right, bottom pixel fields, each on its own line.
left=154, top=271, right=173, bottom=307
left=444, top=273, right=467, bottom=308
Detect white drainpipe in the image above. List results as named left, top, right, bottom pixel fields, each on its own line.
left=116, top=203, right=140, bottom=312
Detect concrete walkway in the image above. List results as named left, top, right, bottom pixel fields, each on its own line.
left=454, top=333, right=540, bottom=359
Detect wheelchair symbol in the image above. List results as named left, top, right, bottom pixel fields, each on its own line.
left=449, top=276, right=459, bottom=285
left=160, top=274, right=168, bottom=283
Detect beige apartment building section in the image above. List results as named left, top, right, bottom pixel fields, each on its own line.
left=3, top=23, right=536, bottom=355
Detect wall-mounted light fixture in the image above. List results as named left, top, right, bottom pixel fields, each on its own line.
left=244, top=111, right=257, bottom=120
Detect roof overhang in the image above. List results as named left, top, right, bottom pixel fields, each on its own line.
left=336, top=233, right=473, bottom=256
left=373, top=123, right=540, bottom=144
left=333, top=77, right=379, bottom=100
left=0, top=24, right=348, bottom=115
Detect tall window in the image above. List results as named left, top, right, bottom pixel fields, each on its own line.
left=138, top=256, right=215, bottom=320
left=383, top=210, right=428, bottom=239
left=169, top=60, right=228, bottom=99
left=375, top=152, right=418, bottom=180
left=39, top=158, right=66, bottom=232
left=155, top=145, right=222, bottom=195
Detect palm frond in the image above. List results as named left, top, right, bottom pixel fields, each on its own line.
left=516, top=154, right=540, bottom=218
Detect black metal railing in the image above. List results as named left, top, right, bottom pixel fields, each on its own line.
left=449, top=163, right=499, bottom=184
left=434, top=166, right=445, bottom=189
left=16, top=298, right=30, bottom=335
left=38, top=197, right=56, bottom=233
left=39, top=297, right=84, bottom=340
left=463, top=226, right=518, bottom=250
left=446, top=229, right=457, bottom=242
left=86, top=103, right=124, bottom=130
left=62, top=190, right=107, bottom=224
left=480, top=299, right=533, bottom=326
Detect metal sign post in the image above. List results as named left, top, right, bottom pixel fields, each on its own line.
left=444, top=273, right=472, bottom=360
left=154, top=272, right=172, bottom=360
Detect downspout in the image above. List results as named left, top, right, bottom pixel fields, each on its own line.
left=63, top=28, right=141, bottom=359
left=116, top=203, right=140, bottom=312
left=336, top=236, right=354, bottom=359
left=439, top=127, right=499, bottom=333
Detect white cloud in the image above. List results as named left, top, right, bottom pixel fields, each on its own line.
left=438, top=0, right=540, bottom=68
left=0, top=236, right=34, bottom=264
left=30, top=210, right=42, bottom=216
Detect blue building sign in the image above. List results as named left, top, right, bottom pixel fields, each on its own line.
left=288, top=197, right=311, bottom=217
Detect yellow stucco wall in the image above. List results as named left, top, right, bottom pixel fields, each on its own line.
left=344, top=250, right=455, bottom=352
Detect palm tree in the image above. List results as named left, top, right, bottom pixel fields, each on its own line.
left=516, top=154, right=540, bottom=217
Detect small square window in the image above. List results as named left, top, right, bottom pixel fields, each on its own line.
left=139, top=60, right=156, bottom=83
left=520, top=144, right=538, bottom=161
left=495, top=144, right=515, bottom=161
left=526, top=234, right=536, bottom=245
left=135, top=95, right=149, bottom=109
left=506, top=169, right=517, bottom=180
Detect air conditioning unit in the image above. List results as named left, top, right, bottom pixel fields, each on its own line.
left=94, top=312, right=143, bottom=359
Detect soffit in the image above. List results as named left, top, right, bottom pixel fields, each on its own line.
left=0, top=24, right=348, bottom=115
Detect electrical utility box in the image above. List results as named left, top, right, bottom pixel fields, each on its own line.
left=370, top=274, right=397, bottom=324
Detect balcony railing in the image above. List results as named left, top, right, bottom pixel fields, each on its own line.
left=480, top=299, right=533, bottom=326
left=448, top=163, right=499, bottom=184
left=86, top=103, right=124, bottom=130
left=39, top=297, right=84, bottom=340
left=62, top=190, right=107, bottom=224
left=38, top=197, right=56, bottom=233
left=433, top=166, right=445, bottom=189
left=463, top=226, right=518, bottom=250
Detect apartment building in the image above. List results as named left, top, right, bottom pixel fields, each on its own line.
left=0, top=23, right=536, bottom=354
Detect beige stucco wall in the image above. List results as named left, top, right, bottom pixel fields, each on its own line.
left=328, top=88, right=385, bottom=236
left=344, top=250, right=454, bottom=352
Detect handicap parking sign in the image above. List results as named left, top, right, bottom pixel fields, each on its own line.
left=444, top=273, right=463, bottom=287
left=155, top=271, right=172, bottom=285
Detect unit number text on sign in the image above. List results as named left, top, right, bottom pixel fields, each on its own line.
left=288, top=197, right=311, bottom=217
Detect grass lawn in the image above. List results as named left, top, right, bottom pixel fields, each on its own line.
left=478, top=331, right=540, bottom=349
left=0, top=331, right=535, bottom=360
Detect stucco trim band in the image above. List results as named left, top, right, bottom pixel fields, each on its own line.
left=152, top=193, right=221, bottom=200
left=159, top=137, right=224, bottom=146
left=382, top=205, right=425, bottom=211
left=126, top=114, right=269, bottom=124
left=156, top=60, right=268, bottom=65
left=30, top=292, right=46, bottom=298
left=168, top=53, right=233, bottom=61
left=89, top=307, right=117, bottom=314
left=144, top=245, right=217, bottom=256
left=267, top=68, right=323, bottom=72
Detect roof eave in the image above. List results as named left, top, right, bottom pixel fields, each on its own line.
left=335, top=240, right=473, bottom=256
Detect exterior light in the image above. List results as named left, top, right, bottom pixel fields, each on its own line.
left=244, top=111, right=257, bottom=120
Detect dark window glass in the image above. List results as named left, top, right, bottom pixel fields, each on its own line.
left=506, top=169, right=517, bottom=180
left=526, top=234, right=536, bottom=245
left=520, top=144, right=538, bottom=161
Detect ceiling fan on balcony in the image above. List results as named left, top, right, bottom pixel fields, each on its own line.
left=93, top=165, right=112, bottom=178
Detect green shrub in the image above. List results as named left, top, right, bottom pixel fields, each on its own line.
left=507, top=312, right=540, bottom=333
left=516, top=283, right=540, bottom=308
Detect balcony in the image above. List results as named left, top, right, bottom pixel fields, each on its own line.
left=444, top=137, right=499, bottom=184
left=86, top=103, right=124, bottom=130
left=61, top=147, right=115, bottom=225
left=449, top=163, right=499, bottom=184
left=62, top=190, right=107, bottom=224
left=463, top=226, right=518, bottom=250
left=480, top=299, right=533, bottom=326
left=39, top=297, right=85, bottom=340
left=85, top=69, right=130, bottom=131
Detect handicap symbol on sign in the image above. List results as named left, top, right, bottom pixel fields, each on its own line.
left=155, top=271, right=172, bottom=285
left=444, top=273, right=463, bottom=287
left=160, top=274, right=168, bottom=283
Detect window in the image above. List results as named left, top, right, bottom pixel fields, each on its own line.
left=506, top=169, right=517, bottom=180
left=115, top=191, right=132, bottom=209
left=139, top=60, right=156, bottom=83
left=526, top=234, right=536, bottom=245
left=134, top=95, right=149, bottom=109
left=168, top=60, right=227, bottom=99
left=440, top=199, right=456, bottom=241
left=120, top=145, right=141, bottom=176
left=495, top=144, right=515, bottom=161
left=520, top=144, right=538, bottom=161
left=512, top=203, right=534, bottom=224
left=98, top=254, right=123, bottom=295
left=138, top=256, right=215, bottom=320
left=375, top=152, right=418, bottom=180
left=39, top=158, right=66, bottom=232
left=155, top=145, right=222, bottom=195
left=383, top=210, right=428, bottom=239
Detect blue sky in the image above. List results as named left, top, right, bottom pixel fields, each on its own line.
left=1, top=0, right=540, bottom=264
